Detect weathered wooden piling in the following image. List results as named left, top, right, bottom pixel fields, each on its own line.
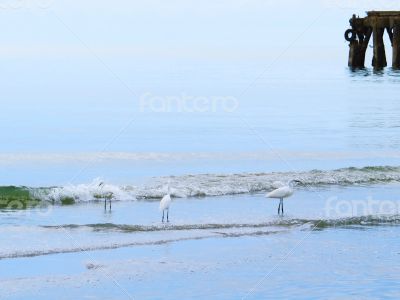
left=372, top=26, right=387, bottom=68
left=345, top=11, right=400, bottom=69
left=393, top=24, right=400, bottom=68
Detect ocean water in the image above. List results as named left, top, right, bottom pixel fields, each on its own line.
left=1, top=3, right=400, bottom=186
left=2, top=1, right=400, bottom=299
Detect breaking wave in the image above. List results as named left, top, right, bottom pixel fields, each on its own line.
left=0, top=165, right=399, bottom=204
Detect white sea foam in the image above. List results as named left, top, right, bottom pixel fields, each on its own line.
left=34, top=178, right=137, bottom=202
left=29, top=166, right=400, bottom=202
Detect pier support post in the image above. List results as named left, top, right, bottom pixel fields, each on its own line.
left=372, top=27, right=387, bottom=69
left=348, top=29, right=371, bottom=68
left=348, top=40, right=362, bottom=68
left=393, top=24, right=400, bottom=68
left=358, top=28, right=372, bottom=68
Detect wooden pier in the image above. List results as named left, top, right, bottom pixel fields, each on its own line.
left=345, top=11, right=400, bottom=69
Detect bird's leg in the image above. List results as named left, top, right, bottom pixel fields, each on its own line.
left=109, top=198, right=111, bottom=211
left=278, top=198, right=283, bottom=215
left=167, top=209, right=169, bottom=222
left=162, top=210, right=164, bottom=223
left=281, top=199, right=284, bottom=215
left=104, top=198, right=106, bottom=210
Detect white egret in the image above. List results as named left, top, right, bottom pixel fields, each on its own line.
left=160, top=185, right=172, bottom=222
left=266, top=180, right=301, bottom=215
left=98, top=182, right=113, bottom=211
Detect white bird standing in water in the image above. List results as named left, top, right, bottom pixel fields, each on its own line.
left=266, top=180, right=300, bottom=215
left=160, top=185, right=172, bottom=222
left=98, top=181, right=113, bottom=211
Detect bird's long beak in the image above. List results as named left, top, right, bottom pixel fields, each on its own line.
left=291, top=180, right=302, bottom=186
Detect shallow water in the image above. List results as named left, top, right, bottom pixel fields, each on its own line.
left=2, top=180, right=400, bottom=298
left=0, top=184, right=399, bottom=268
left=2, top=217, right=400, bottom=299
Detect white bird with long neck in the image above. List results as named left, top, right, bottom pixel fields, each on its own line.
left=266, top=180, right=300, bottom=215
left=160, top=185, right=172, bottom=222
